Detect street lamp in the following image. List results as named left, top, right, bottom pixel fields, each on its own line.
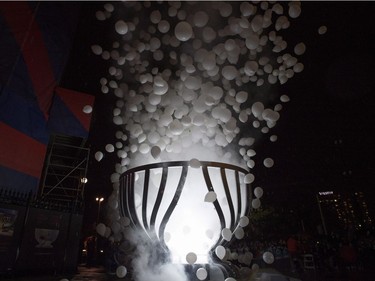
left=96, top=197, right=104, bottom=223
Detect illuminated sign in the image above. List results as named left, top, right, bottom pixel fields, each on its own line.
left=319, top=191, right=334, bottom=196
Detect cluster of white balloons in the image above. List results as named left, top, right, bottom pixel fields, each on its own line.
left=90, top=1, right=314, bottom=279
left=92, top=1, right=306, bottom=173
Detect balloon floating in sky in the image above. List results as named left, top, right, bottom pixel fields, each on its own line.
left=196, top=268, right=208, bottom=280
left=116, top=265, right=127, bottom=278
left=254, top=187, right=264, bottom=198
left=82, top=105, right=92, bottom=114
left=215, top=245, right=226, bottom=260
left=96, top=223, right=106, bottom=237
left=204, top=191, right=217, bottom=203
left=186, top=252, right=197, bottom=265
left=175, top=21, right=193, bottom=41
left=115, top=20, right=128, bottom=35
left=318, top=25, right=328, bottom=35
left=95, top=151, right=103, bottom=162
left=263, top=251, right=275, bottom=264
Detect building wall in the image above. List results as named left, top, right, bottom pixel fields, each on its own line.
left=0, top=2, right=94, bottom=194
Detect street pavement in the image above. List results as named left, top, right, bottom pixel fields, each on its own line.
left=1, top=264, right=374, bottom=281
left=0, top=266, right=128, bottom=281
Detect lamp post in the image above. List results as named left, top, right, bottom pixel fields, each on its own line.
left=96, top=197, right=104, bottom=223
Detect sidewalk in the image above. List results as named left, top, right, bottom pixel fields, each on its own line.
left=0, top=266, right=132, bottom=281
left=2, top=264, right=374, bottom=281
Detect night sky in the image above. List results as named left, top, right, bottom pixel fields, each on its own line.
left=60, top=2, right=375, bottom=229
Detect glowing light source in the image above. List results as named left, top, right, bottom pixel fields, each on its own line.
left=96, top=197, right=105, bottom=223
left=119, top=161, right=250, bottom=266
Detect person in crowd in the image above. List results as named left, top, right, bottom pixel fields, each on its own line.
left=287, top=234, right=301, bottom=272
left=85, top=235, right=97, bottom=267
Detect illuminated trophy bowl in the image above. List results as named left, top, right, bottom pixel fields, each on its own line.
left=119, top=160, right=251, bottom=279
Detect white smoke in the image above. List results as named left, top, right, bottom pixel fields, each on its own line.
left=127, top=228, right=188, bottom=281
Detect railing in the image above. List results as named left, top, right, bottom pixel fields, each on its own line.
left=0, top=187, right=84, bottom=213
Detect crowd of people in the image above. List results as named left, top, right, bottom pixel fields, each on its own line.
left=231, top=227, right=375, bottom=276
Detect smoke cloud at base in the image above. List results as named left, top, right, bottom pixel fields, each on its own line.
left=126, top=228, right=189, bottom=281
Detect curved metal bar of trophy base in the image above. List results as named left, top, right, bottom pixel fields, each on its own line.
left=119, top=160, right=250, bottom=275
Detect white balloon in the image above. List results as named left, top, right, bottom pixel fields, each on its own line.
left=222, top=65, right=238, bottom=80
left=252, top=263, right=259, bottom=270
left=96, top=223, right=106, bottom=236
left=175, top=21, right=193, bottom=41
left=111, top=221, right=121, bottom=233
left=263, top=158, right=274, bottom=168
left=240, top=2, right=255, bottom=17
left=95, top=151, right=103, bottom=162
left=186, top=252, right=197, bottom=264
left=247, top=149, right=256, bottom=157
left=169, top=119, right=184, bottom=135
left=196, top=268, right=208, bottom=280
left=185, top=76, right=201, bottom=90
left=110, top=173, right=120, bottom=183
left=215, top=245, right=226, bottom=260
left=293, top=62, right=304, bottom=73
left=104, top=3, right=114, bottom=12
left=234, top=227, right=245, bottom=239
left=235, top=91, right=248, bottom=103
left=91, top=45, right=102, bottom=55
left=252, top=198, right=261, bottom=209
left=294, top=42, right=306, bottom=56
left=158, top=20, right=170, bottom=33
left=263, top=251, right=275, bottom=264
left=104, top=226, right=111, bottom=238
left=239, top=216, right=249, bottom=227
left=192, top=114, right=205, bottom=126
left=116, top=265, right=127, bottom=278
left=244, top=173, right=255, bottom=184
left=254, top=187, right=264, bottom=198
left=289, top=4, right=301, bottom=18
left=245, top=33, right=259, bottom=50
left=202, top=26, right=216, bottom=43
left=139, top=143, right=150, bottom=154
left=280, top=95, right=290, bottom=102
left=119, top=216, right=130, bottom=227
left=224, top=278, right=236, bottom=281
left=204, top=191, right=217, bottom=203
left=219, top=3, right=232, bottom=17
left=151, top=146, right=161, bottom=159
left=95, top=10, right=106, bottom=21
left=318, top=25, right=327, bottom=35
left=189, top=158, right=201, bottom=168
left=105, top=144, right=115, bottom=153
left=150, top=10, right=161, bottom=24
left=243, top=252, right=253, bottom=265
left=239, top=110, right=248, bottom=123
left=244, top=61, right=258, bottom=76
left=193, top=11, right=209, bottom=27
left=270, top=135, right=278, bottom=142
left=115, top=20, right=128, bottom=35
left=252, top=102, right=264, bottom=117
left=251, top=15, right=263, bottom=32
left=221, top=228, right=232, bottom=241
left=246, top=159, right=255, bottom=169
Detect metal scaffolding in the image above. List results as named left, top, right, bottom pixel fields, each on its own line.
left=39, top=134, right=90, bottom=204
